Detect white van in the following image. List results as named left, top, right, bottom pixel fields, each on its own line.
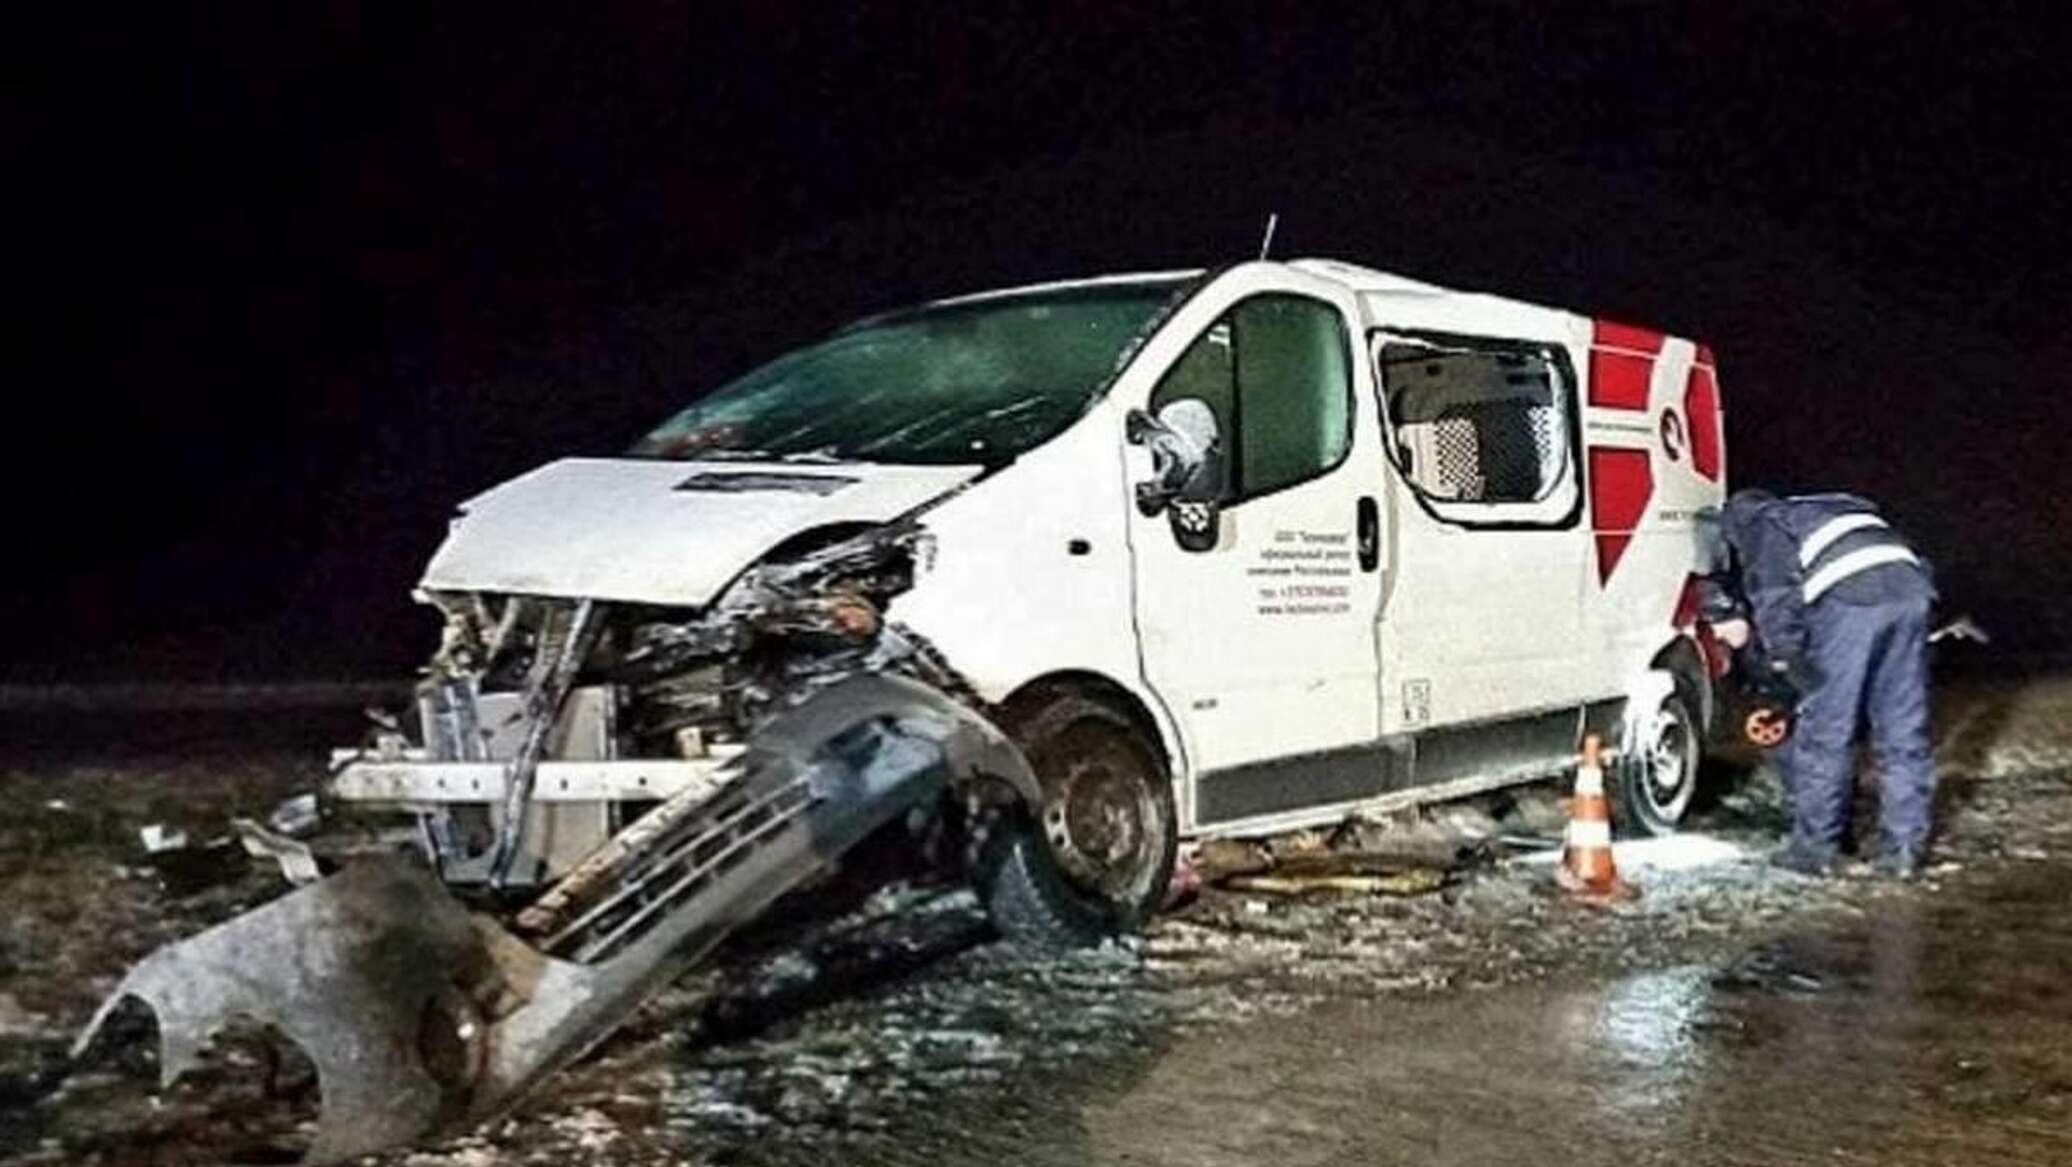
left=398, top=256, right=1730, bottom=932
left=88, top=259, right=1736, bottom=1157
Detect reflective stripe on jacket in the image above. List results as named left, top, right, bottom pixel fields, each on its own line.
left=1797, top=513, right=1924, bottom=603
left=1718, top=492, right=1934, bottom=664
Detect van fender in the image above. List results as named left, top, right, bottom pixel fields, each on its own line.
left=1618, top=667, right=1681, bottom=754
left=1648, top=633, right=1717, bottom=733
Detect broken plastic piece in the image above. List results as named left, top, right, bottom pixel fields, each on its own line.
left=268, top=793, right=322, bottom=838
left=235, top=817, right=323, bottom=885
left=74, top=858, right=493, bottom=1163
left=138, top=824, right=188, bottom=854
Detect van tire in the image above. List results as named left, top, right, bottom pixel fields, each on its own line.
left=1613, top=692, right=1702, bottom=837
left=977, top=693, right=1177, bottom=948
left=970, top=808, right=1120, bottom=949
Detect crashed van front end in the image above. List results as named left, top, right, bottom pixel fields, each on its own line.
left=76, top=472, right=1044, bottom=1164
left=74, top=275, right=1198, bottom=1162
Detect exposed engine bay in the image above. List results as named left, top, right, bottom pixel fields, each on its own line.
left=396, top=522, right=984, bottom=891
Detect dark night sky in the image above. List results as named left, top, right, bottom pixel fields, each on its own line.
left=9, top=2, right=2070, bottom=680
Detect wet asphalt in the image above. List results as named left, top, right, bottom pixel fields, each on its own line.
left=1053, top=860, right=2072, bottom=1167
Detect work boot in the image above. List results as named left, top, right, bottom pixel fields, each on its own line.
left=1767, top=841, right=1840, bottom=877
left=1872, top=846, right=1925, bottom=880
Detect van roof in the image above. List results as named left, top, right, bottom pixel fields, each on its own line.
left=920, top=268, right=1208, bottom=309
left=926, top=258, right=1529, bottom=310
left=920, top=259, right=1435, bottom=308
left=916, top=259, right=1673, bottom=346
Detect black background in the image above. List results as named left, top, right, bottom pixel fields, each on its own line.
left=10, top=2, right=2069, bottom=681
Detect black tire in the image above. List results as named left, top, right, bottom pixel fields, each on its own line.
left=974, top=693, right=1177, bottom=948
left=1613, top=692, right=1702, bottom=837
left=969, top=806, right=1120, bottom=948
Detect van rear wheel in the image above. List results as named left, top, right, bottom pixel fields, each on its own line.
left=976, top=693, right=1176, bottom=948
left=1613, top=692, right=1701, bottom=837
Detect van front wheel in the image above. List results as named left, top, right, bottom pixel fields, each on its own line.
left=977, top=694, right=1176, bottom=948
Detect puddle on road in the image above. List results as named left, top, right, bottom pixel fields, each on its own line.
left=1068, top=861, right=2072, bottom=1167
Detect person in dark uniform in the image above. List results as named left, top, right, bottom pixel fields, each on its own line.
left=1705, top=488, right=1939, bottom=876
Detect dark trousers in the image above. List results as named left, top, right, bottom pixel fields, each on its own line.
left=1782, top=595, right=1935, bottom=855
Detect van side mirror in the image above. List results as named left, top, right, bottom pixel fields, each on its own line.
left=1127, top=400, right=1225, bottom=551
left=1127, top=400, right=1225, bottom=516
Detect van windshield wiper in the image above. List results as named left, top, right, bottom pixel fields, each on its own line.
left=664, top=448, right=846, bottom=464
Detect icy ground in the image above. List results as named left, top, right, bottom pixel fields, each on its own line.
left=1, top=672, right=2068, bottom=1165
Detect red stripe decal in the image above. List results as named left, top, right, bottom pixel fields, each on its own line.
left=1590, top=318, right=1666, bottom=411
left=1593, top=318, right=1666, bottom=355
left=1683, top=360, right=1722, bottom=481
left=1693, top=343, right=1715, bottom=368
left=1588, top=446, right=1653, bottom=584
left=1589, top=348, right=1655, bottom=410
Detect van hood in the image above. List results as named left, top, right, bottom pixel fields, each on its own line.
left=419, top=457, right=981, bottom=607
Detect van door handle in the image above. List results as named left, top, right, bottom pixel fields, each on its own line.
left=1357, top=496, right=1379, bottom=572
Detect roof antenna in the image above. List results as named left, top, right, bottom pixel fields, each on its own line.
left=1257, top=212, right=1279, bottom=260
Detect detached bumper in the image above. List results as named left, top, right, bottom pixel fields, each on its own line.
left=72, top=672, right=1036, bottom=1164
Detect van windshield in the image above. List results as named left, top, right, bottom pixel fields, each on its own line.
left=628, top=279, right=1189, bottom=466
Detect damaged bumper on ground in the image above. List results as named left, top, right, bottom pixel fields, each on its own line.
left=73, top=672, right=1040, bottom=1164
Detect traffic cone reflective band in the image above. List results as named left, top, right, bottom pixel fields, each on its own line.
left=1558, top=734, right=1635, bottom=901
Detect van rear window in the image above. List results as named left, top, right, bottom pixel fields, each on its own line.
left=1378, top=340, right=1572, bottom=506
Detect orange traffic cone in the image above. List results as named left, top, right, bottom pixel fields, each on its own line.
left=1557, top=734, right=1637, bottom=902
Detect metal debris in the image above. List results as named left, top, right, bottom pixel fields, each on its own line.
left=1194, top=820, right=1470, bottom=900
left=1223, top=869, right=1449, bottom=897
left=1222, top=853, right=1455, bottom=898
left=487, top=597, right=604, bottom=886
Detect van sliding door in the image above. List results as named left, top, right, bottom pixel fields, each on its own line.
left=1370, top=330, right=1590, bottom=741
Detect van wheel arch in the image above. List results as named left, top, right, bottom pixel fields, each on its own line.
left=993, top=672, right=1175, bottom=773
left=1649, top=637, right=1715, bottom=737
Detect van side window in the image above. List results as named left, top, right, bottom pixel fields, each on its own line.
left=1377, top=339, right=1571, bottom=505
left=1151, top=295, right=1353, bottom=503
